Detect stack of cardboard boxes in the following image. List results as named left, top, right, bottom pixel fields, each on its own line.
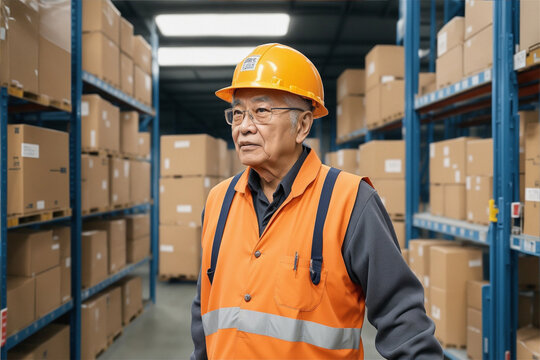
left=465, top=280, right=489, bottom=360
left=359, top=140, right=406, bottom=246
left=125, top=214, right=151, bottom=264
left=465, top=139, right=493, bottom=225
left=325, top=149, right=359, bottom=175
left=159, top=134, right=230, bottom=279
left=82, top=0, right=153, bottom=106
left=336, top=69, right=365, bottom=142
left=365, top=45, right=404, bottom=129
left=516, top=255, right=540, bottom=359
left=524, top=113, right=540, bottom=238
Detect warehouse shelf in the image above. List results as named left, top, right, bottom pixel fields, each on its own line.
left=82, top=202, right=152, bottom=220
left=5, top=300, right=74, bottom=350
left=413, top=212, right=490, bottom=245
left=510, top=234, right=540, bottom=257
left=82, top=71, right=155, bottom=116
left=335, top=118, right=402, bottom=145
left=443, top=348, right=468, bottom=360
left=6, top=86, right=72, bottom=114
left=7, top=213, right=72, bottom=230
left=82, top=257, right=151, bottom=301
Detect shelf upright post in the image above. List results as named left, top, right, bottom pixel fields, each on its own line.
left=491, top=0, right=519, bottom=358
left=70, top=0, right=83, bottom=358
left=150, top=22, right=160, bottom=304
left=404, top=0, right=420, bottom=246
left=1, top=87, right=8, bottom=360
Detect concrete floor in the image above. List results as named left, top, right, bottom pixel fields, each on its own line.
left=100, top=267, right=384, bottom=360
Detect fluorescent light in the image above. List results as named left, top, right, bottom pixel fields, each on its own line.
left=156, top=13, right=290, bottom=37
left=159, top=47, right=254, bottom=66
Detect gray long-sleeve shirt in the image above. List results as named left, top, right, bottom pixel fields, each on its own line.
left=190, top=147, right=443, bottom=359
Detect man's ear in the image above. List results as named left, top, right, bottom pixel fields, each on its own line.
left=296, top=111, right=314, bottom=144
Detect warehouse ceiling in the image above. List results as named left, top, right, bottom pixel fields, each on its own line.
left=113, top=0, right=444, bottom=140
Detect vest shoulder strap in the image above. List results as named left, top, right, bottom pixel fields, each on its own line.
left=206, top=171, right=244, bottom=284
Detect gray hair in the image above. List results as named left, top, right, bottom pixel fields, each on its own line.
left=282, top=93, right=313, bottom=127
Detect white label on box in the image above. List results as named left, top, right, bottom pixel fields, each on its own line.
left=114, top=169, right=119, bottom=178
left=469, top=259, right=482, bottom=268
left=21, top=143, right=39, bottom=158
left=430, top=143, right=435, bottom=158
left=51, top=243, right=60, bottom=251
left=431, top=305, right=441, bottom=320
left=466, top=25, right=472, bottom=35
left=174, top=140, right=190, bottom=149
left=454, top=170, right=460, bottom=183
left=381, top=75, right=395, bottom=84
left=466, top=177, right=471, bottom=190
left=36, top=200, right=45, bottom=210
left=204, top=177, right=211, bottom=188
left=164, top=158, right=170, bottom=169
left=89, top=159, right=94, bottom=168
left=160, top=185, right=164, bottom=193
left=66, top=257, right=71, bottom=268
left=520, top=146, right=524, bottom=154
left=81, top=101, right=89, bottom=116
left=128, top=75, right=133, bottom=84
left=468, top=211, right=473, bottom=220
left=0, top=27, right=5, bottom=41
left=468, top=154, right=473, bottom=163
left=145, top=75, right=151, bottom=90
left=443, top=157, right=450, bottom=168
left=423, top=276, right=429, bottom=287
left=124, top=162, right=130, bottom=177
left=337, top=151, right=344, bottom=166
left=139, top=137, right=144, bottom=145
left=102, top=110, right=108, bottom=120
left=437, top=32, right=447, bottom=57
left=90, top=130, right=96, bottom=147
left=525, top=188, right=540, bottom=202
left=97, top=252, right=102, bottom=260
left=367, top=61, right=375, bottom=76
left=102, top=180, right=107, bottom=190
left=113, top=194, right=118, bottom=202
left=514, top=50, right=527, bottom=70
left=385, top=159, right=402, bottom=173
left=105, top=120, right=111, bottom=128
left=160, top=245, right=174, bottom=253
left=177, top=205, right=192, bottom=213
left=443, top=146, right=449, bottom=156
left=418, top=246, right=424, bottom=257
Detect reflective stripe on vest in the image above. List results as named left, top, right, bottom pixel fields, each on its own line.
left=202, top=307, right=362, bottom=350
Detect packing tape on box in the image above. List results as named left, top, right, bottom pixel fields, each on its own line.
left=39, top=0, right=71, bottom=52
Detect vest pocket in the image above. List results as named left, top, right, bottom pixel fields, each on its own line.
left=274, top=255, right=327, bottom=312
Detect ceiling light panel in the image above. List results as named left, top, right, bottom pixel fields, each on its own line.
left=158, top=47, right=254, bottom=66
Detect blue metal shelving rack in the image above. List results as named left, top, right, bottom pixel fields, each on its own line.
left=0, top=1, right=160, bottom=358
left=405, top=1, right=539, bottom=359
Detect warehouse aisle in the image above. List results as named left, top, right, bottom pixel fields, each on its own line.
left=100, top=268, right=384, bottom=360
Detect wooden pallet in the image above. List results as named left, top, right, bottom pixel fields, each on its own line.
left=159, top=273, right=198, bottom=282
left=437, top=338, right=466, bottom=350
left=391, top=213, right=405, bottom=222
left=6, top=85, right=72, bottom=112
left=126, top=307, right=143, bottom=325
left=382, top=111, right=404, bottom=124
left=110, top=203, right=131, bottom=211
left=82, top=148, right=119, bottom=157
left=82, top=206, right=109, bottom=216
left=107, top=329, right=123, bottom=347
left=7, top=208, right=71, bottom=228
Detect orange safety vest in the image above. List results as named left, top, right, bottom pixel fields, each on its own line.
left=200, top=150, right=372, bottom=359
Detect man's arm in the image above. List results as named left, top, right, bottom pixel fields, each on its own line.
left=190, top=271, right=207, bottom=360
left=342, top=181, right=443, bottom=359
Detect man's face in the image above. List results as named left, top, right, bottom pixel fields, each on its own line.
left=231, top=88, right=301, bottom=168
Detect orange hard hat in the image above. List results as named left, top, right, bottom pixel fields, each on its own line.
left=215, top=43, right=328, bottom=119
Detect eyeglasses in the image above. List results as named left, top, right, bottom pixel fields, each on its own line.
left=224, top=106, right=305, bottom=126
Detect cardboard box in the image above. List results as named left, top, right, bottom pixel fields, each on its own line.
left=60, top=256, right=71, bottom=304
left=39, top=0, right=71, bottom=104
left=127, top=235, right=150, bottom=263
left=372, top=179, right=405, bottom=218
left=81, top=231, right=108, bottom=288
left=519, top=256, right=539, bottom=289
left=52, top=226, right=70, bottom=259
left=393, top=220, right=405, bottom=249
left=0, top=0, right=39, bottom=94
left=430, top=137, right=473, bottom=185
left=521, top=111, right=539, bottom=172
left=217, top=138, right=231, bottom=178
left=6, top=276, right=35, bottom=335
left=84, top=219, right=127, bottom=274
left=466, top=176, right=492, bottom=224
left=83, top=31, right=120, bottom=87
left=125, top=213, right=150, bottom=240
left=337, top=95, right=365, bottom=138
left=326, top=149, right=358, bottom=175
left=436, top=44, right=463, bottom=89
left=467, top=138, right=493, bottom=176
left=526, top=122, right=540, bottom=163
left=467, top=280, right=489, bottom=310
left=517, top=327, right=540, bottom=360
left=430, top=184, right=444, bottom=216
left=524, top=159, right=540, bottom=237
left=9, top=324, right=69, bottom=360
left=464, top=0, right=492, bottom=40
left=160, top=225, right=202, bottom=278
left=365, top=84, right=381, bottom=128
left=520, top=0, right=540, bottom=51
left=437, top=17, right=465, bottom=57
left=81, top=293, right=107, bottom=359
left=160, top=177, right=219, bottom=226
left=120, top=53, right=134, bottom=97
left=130, top=160, right=151, bottom=205
left=519, top=290, right=540, bottom=328
left=35, top=266, right=61, bottom=318
left=134, top=65, right=152, bottom=106
left=138, top=132, right=151, bottom=159
left=7, top=125, right=69, bottom=216
left=518, top=335, right=540, bottom=360
left=120, top=17, right=134, bottom=56
left=380, top=79, right=404, bottom=121
left=303, top=138, right=321, bottom=160
left=467, top=307, right=483, bottom=360
left=365, top=45, right=404, bottom=91
left=358, top=140, right=405, bottom=179
left=444, top=184, right=466, bottom=220
left=119, top=276, right=143, bottom=325
left=82, top=0, right=120, bottom=43
left=229, top=149, right=246, bottom=175
left=110, top=157, right=130, bottom=206
left=337, top=69, right=365, bottom=102
left=81, top=94, right=120, bottom=152
left=120, top=111, right=139, bottom=156
left=133, top=35, right=152, bottom=74
left=419, top=72, right=436, bottom=94
left=409, top=240, right=455, bottom=290
left=8, top=229, right=59, bottom=276
left=464, top=25, right=493, bottom=77
left=161, top=134, right=220, bottom=177
left=105, top=287, right=122, bottom=340
left=81, top=154, right=109, bottom=211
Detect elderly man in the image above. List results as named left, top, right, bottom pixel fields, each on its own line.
left=191, top=43, right=442, bottom=359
